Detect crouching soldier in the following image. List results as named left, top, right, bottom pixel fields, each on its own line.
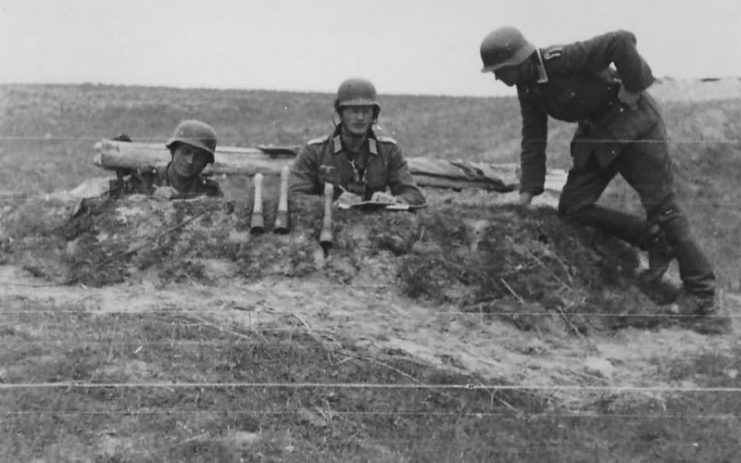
left=112, top=120, right=222, bottom=198
left=478, top=26, right=729, bottom=334
left=289, top=78, right=425, bottom=206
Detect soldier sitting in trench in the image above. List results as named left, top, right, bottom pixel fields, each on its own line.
left=111, top=120, right=222, bottom=198
left=289, top=78, right=425, bottom=207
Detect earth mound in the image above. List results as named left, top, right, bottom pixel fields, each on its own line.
left=0, top=182, right=679, bottom=336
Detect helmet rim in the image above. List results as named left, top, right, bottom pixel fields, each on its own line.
left=335, top=78, right=380, bottom=109
left=165, top=120, right=217, bottom=163
left=480, top=41, right=536, bottom=72
left=479, top=26, right=536, bottom=73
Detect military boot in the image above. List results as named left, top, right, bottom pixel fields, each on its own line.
left=641, top=227, right=675, bottom=283
left=668, top=290, right=732, bottom=335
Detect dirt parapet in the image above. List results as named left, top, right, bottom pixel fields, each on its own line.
left=1, top=187, right=677, bottom=336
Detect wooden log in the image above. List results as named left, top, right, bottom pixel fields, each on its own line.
left=93, top=139, right=292, bottom=177
left=93, top=139, right=566, bottom=193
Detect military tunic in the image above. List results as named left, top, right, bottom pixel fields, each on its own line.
left=514, top=30, right=714, bottom=297
left=289, top=125, right=425, bottom=205
left=517, top=30, right=657, bottom=195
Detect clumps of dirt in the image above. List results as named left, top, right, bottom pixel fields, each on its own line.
left=398, top=204, right=670, bottom=334
left=1, top=192, right=421, bottom=288
left=0, top=196, right=81, bottom=280
left=59, top=195, right=312, bottom=286
left=1, top=191, right=672, bottom=334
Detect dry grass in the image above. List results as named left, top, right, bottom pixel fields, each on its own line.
left=2, top=297, right=740, bottom=462
left=2, top=83, right=741, bottom=461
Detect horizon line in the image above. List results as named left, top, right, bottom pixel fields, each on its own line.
left=2, top=76, right=740, bottom=99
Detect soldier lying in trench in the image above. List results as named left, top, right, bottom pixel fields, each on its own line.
left=110, top=120, right=222, bottom=199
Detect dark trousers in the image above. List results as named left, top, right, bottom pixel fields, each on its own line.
left=558, top=122, right=715, bottom=297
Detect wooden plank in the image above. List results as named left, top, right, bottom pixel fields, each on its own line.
left=93, top=139, right=565, bottom=193
left=93, top=139, right=292, bottom=176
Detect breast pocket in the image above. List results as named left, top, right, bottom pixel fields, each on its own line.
left=364, top=162, right=389, bottom=190
left=549, top=75, right=617, bottom=121
left=547, top=85, right=587, bottom=122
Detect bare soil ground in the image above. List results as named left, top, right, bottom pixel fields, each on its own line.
left=2, top=82, right=741, bottom=461
left=2, top=261, right=740, bottom=462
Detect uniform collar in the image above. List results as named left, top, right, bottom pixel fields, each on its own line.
left=535, top=49, right=549, bottom=84
left=332, top=135, right=342, bottom=153
left=332, top=125, right=378, bottom=155
left=368, top=138, right=378, bottom=155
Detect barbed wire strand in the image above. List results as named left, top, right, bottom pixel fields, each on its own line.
left=0, top=409, right=738, bottom=420
left=1, top=135, right=740, bottom=144
left=0, top=308, right=737, bottom=319
left=2, top=381, right=741, bottom=393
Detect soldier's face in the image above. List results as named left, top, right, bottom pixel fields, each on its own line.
left=493, top=65, right=521, bottom=87
left=339, top=106, right=374, bottom=137
left=171, top=144, right=210, bottom=178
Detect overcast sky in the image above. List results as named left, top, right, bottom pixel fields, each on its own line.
left=2, top=0, right=740, bottom=96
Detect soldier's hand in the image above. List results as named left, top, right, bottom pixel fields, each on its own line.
left=514, top=191, right=534, bottom=207
left=618, top=84, right=640, bottom=110
left=370, top=191, right=402, bottom=204
left=335, top=191, right=362, bottom=206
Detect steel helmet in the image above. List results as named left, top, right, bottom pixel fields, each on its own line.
left=165, top=120, right=217, bottom=163
left=335, top=78, right=380, bottom=112
left=480, top=26, right=536, bottom=73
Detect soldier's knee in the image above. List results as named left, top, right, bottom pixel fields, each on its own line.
left=651, top=203, right=686, bottom=239
left=648, top=196, right=682, bottom=223
left=656, top=204, right=693, bottom=243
